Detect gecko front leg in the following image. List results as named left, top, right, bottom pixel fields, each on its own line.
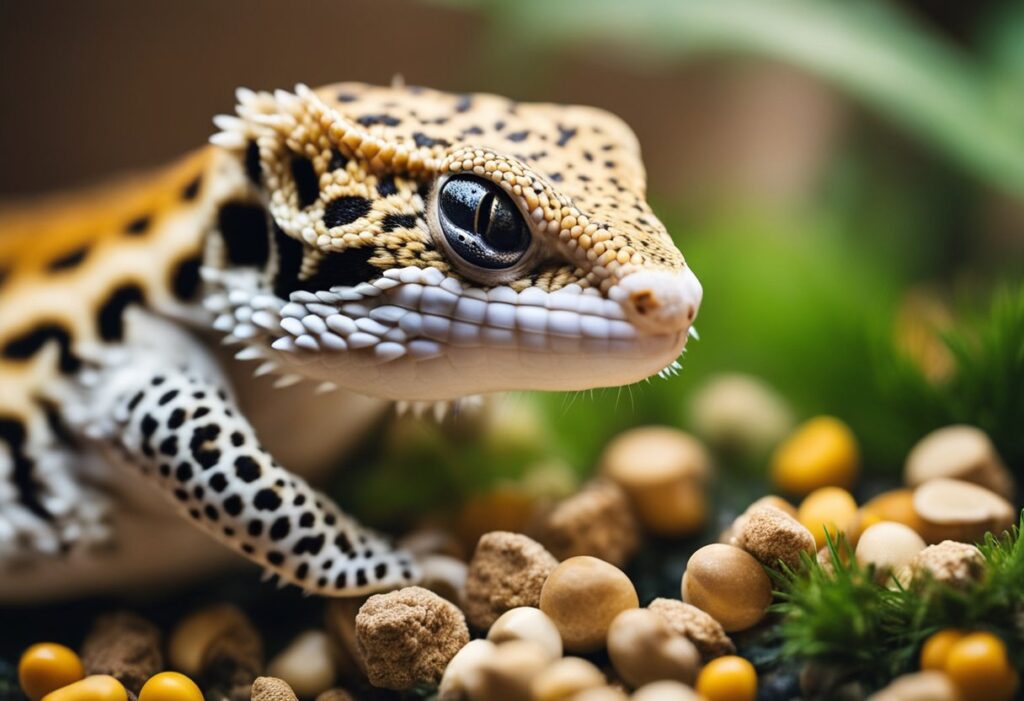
left=75, top=311, right=418, bottom=595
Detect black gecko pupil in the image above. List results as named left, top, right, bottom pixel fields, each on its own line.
left=438, top=175, right=530, bottom=269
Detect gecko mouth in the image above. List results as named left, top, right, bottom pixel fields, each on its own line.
left=216, top=266, right=700, bottom=400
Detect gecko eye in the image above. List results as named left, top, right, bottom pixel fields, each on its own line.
left=437, top=175, right=531, bottom=270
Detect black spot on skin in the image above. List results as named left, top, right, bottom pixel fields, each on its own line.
left=291, top=156, right=320, bottom=208
left=605, top=161, right=616, bottom=168
left=356, top=569, right=368, bottom=587
left=244, top=140, right=262, bottom=185
left=224, top=527, right=235, bottom=536
left=241, top=544, right=254, bottom=554
left=159, top=464, right=171, bottom=477
left=0, top=418, right=51, bottom=520
left=300, top=512, right=316, bottom=528
left=48, top=245, right=89, bottom=271
left=270, top=517, right=291, bottom=541
left=196, top=449, right=220, bottom=470
left=272, top=223, right=304, bottom=300
left=170, top=255, right=202, bottom=301
left=417, top=181, right=432, bottom=201
left=203, top=505, right=219, bottom=521
left=218, top=202, right=270, bottom=267
left=127, top=391, right=145, bottom=412
left=335, top=571, right=347, bottom=589
left=140, top=415, right=158, bottom=438
left=152, top=377, right=165, bottom=386
left=461, top=126, right=483, bottom=137
left=549, top=172, right=563, bottom=182
left=175, top=463, right=193, bottom=482
left=182, top=174, right=202, bottom=201
left=2, top=323, right=80, bottom=373
left=381, top=214, right=417, bottom=232
left=125, top=215, right=151, bottom=236
left=223, top=495, right=243, bottom=516
left=254, top=489, right=282, bottom=511
left=158, top=389, right=179, bottom=406
left=328, top=148, right=349, bottom=172
left=301, top=247, right=378, bottom=290
left=356, top=113, right=401, bottom=127
left=194, top=486, right=205, bottom=501
left=234, top=455, right=261, bottom=482
left=374, top=563, right=388, bottom=580
left=334, top=532, right=353, bottom=553
left=454, top=94, right=472, bottom=113
left=376, top=174, right=398, bottom=197
left=230, top=431, right=245, bottom=447
left=209, top=472, right=228, bottom=493
left=323, top=196, right=372, bottom=228
left=325, top=513, right=336, bottom=526
left=293, top=534, right=325, bottom=555
left=295, top=563, right=309, bottom=580
left=267, top=551, right=284, bottom=566
left=248, top=520, right=263, bottom=536
left=97, top=284, right=145, bottom=342
left=412, top=132, right=449, bottom=148
left=494, top=121, right=505, bottom=131
left=556, top=125, right=577, bottom=147
left=174, top=489, right=189, bottom=502
left=583, top=150, right=594, bottom=162
left=336, top=92, right=357, bottom=102
left=159, top=436, right=178, bottom=456
left=193, top=407, right=210, bottom=420
left=293, top=494, right=306, bottom=506
left=506, top=130, right=529, bottom=142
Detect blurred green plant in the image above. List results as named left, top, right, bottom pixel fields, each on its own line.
left=772, top=517, right=1024, bottom=689
left=435, top=0, right=1024, bottom=198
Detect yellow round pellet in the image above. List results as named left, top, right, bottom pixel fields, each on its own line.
left=944, top=632, right=1019, bottom=701
left=138, top=672, right=203, bottom=701
left=770, top=416, right=859, bottom=495
left=40, top=675, right=127, bottom=701
left=695, top=655, right=757, bottom=701
left=797, top=486, right=859, bottom=549
left=920, top=628, right=966, bottom=671
left=18, top=643, right=85, bottom=701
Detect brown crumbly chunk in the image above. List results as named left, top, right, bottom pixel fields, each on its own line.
left=198, top=607, right=264, bottom=701
left=355, top=586, right=470, bottom=690
left=908, top=540, right=985, bottom=589
left=80, top=611, right=162, bottom=695
left=534, top=480, right=640, bottom=567
left=464, top=531, right=559, bottom=629
left=646, top=598, right=735, bottom=662
left=735, top=505, right=816, bottom=570
left=251, top=676, right=299, bottom=701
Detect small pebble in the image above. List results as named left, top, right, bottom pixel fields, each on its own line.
left=606, top=609, right=699, bottom=688
left=866, top=670, right=959, bottom=701
left=137, top=672, right=202, bottom=701
left=19, top=643, right=85, bottom=701
left=797, top=486, right=859, bottom=548
left=600, top=426, right=710, bottom=537
left=487, top=607, right=563, bottom=661
left=419, top=553, right=469, bottom=605
left=167, top=604, right=252, bottom=677
left=81, top=612, right=162, bottom=695
left=912, top=478, right=1015, bottom=544
left=314, top=689, right=355, bottom=701
left=267, top=631, right=337, bottom=699
left=464, top=531, right=558, bottom=630
left=689, top=373, right=795, bottom=455
left=631, top=680, right=705, bottom=701
left=904, top=425, right=1015, bottom=500
left=535, top=480, right=641, bottom=567
left=906, top=540, right=985, bottom=589
left=682, top=544, right=772, bottom=633
left=438, top=639, right=496, bottom=701
left=734, top=505, right=815, bottom=570
left=854, top=521, right=926, bottom=584
left=530, top=657, right=606, bottom=701
left=355, top=586, right=470, bottom=690
left=540, top=556, right=639, bottom=653
left=695, top=656, right=757, bottom=701
left=771, top=416, right=859, bottom=495
left=463, top=640, right=550, bottom=701
left=646, top=598, right=735, bottom=662
left=39, top=675, right=126, bottom=701
left=249, top=676, right=298, bottom=701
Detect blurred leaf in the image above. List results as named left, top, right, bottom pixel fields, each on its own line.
left=434, top=0, right=1024, bottom=197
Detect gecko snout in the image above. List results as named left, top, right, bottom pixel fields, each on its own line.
left=616, top=267, right=703, bottom=335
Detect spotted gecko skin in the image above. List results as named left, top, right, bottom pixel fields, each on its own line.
left=0, top=82, right=702, bottom=598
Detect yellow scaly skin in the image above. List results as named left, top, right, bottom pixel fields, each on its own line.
left=0, top=82, right=701, bottom=600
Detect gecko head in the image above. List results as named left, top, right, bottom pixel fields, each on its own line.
left=207, top=83, right=701, bottom=401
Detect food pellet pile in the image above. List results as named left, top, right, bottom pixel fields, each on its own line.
left=6, top=393, right=1022, bottom=701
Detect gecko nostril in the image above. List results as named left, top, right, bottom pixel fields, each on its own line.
left=630, top=290, right=660, bottom=316
left=687, top=306, right=695, bottom=322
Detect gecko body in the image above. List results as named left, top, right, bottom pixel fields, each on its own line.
left=0, top=82, right=701, bottom=600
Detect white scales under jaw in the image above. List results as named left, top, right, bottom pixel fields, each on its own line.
left=203, top=265, right=698, bottom=398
